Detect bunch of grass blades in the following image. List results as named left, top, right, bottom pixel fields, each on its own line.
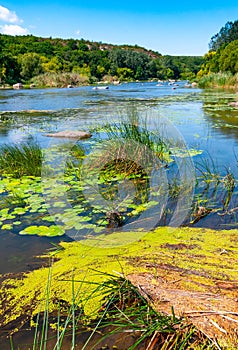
left=11, top=269, right=216, bottom=350
left=0, top=141, right=43, bottom=178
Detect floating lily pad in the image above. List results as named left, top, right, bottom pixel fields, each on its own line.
left=1, top=224, right=13, bottom=230
left=19, top=225, right=65, bottom=237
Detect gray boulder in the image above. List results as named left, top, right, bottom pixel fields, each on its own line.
left=13, top=83, right=23, bottom=89
left=45, top=130, right=92, bottom=139
left=229, top=101, right=238, bottom=108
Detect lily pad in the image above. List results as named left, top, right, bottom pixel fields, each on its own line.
left=19, top=225, right=65, bottom=237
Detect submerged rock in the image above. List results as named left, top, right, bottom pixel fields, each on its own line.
left=45, top=130, right=92, bottom=139
left=106, top=210, right=123, bottom=228
left=229, top=101, right=238, bottom=108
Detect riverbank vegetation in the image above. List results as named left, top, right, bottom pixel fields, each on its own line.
left=197, top=20, right=238, bottom=89
left=0, top=34, right=203, bottom=86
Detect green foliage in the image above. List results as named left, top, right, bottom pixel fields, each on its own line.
left=117, top=67, right=134, bottom=80
left=197, top=51, right=218, bottom=77
left=198, top=72, right=238, bottom=89
left=199, top=19, right=238, bottom=88
left=209, top=20, right=238, bottom=51
left=0, top=37, right=20, bottom=84
left=0, top=34, right=203, bottom=85
left=218, top=40, right=238, bottom=74
left=41, top=56, right=63, bottom=73
left=0, top=141, right=43, bottom=177
left=19, top=52, right=44, bottom=81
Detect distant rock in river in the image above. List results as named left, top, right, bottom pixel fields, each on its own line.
left=45, top=130, right=92, bottom=139
left=13, top=83, right=23, bottom=89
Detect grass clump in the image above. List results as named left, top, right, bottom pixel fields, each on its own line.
left=198, top=72, right=238, bottom=89
left=7, top=271, right=216, bottom=349
left=0, top=141, right=43, bottom=178
left=87, top=274, right=214, bottom=350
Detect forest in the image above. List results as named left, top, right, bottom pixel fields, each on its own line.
left=198, top=19, right=238, bottom=87
left=1, top=20, right=238, bottom=88
left=0, top=34, right=203, bottom=86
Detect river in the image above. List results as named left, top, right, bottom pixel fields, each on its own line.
left=0, top=81, right=238, bottom=273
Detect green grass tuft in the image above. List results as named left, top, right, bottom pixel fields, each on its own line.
left=0, top=141, right=43, bottom=178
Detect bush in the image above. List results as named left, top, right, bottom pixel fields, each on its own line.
left=31, top=72, right=93, bottom=88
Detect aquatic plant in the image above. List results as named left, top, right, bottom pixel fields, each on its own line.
left=0, top=141, right=43, bottom=178
left=193, top=156, right=238, bottom=223
left=92, top=108, right=170, bottom=163
left=1, top=226, right=238, bottom=348
left=198, top=72, right=238, bottom=89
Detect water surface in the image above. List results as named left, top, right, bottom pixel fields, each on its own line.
left=0, top=81, right=238, bottom=273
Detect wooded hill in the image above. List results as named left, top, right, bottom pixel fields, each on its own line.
left=0, top=34, right=203, bottom=86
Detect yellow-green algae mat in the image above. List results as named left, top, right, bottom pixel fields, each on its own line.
left=0, top=227, right=238, bottom=334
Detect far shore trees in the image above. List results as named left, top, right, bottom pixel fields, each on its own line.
left=0, top=34, right=203, bottom=86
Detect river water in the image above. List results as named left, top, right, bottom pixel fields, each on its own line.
left=0, top=81, right=238, bottom=273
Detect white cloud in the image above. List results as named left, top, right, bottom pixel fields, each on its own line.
left=76, top=29, right=80, bottom=36
left=0, top=5, right=22, bottom=23
left=0, top=24, right=28, bottom=35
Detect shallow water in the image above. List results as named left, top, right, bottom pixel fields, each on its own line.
left=0, top=81, right=238, bottom=273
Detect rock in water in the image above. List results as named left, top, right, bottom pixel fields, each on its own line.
left=45, top=130, right=92, bottom=139
left=13, top=83, right=23, bottom=89
left=229, top=101, right=238, bottom=108
left=106, top=211, right=123, bottom=228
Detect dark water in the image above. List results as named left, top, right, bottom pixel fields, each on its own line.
left=0, top=81, right=238, bottom=274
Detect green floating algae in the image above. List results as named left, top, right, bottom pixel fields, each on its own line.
left=0, top=226, right=237, bottom=330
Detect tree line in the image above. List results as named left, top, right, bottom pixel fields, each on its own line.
left=198, top=20, right=238, bottom=77
left=0, top=34, right=203, bottom=86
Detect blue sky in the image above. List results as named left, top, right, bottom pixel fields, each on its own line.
left=0, top=1, right=238, bottom=55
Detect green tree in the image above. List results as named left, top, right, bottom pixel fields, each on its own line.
left=218, top=40, right=238, bottom=74
left=0, top=38, right=20, bottom=84
left=19, top=53, right=43, bottom=81
left=117, top=67, right=134, bottom=80
left=209, top=20, right=238, bottom=51
left=197, top=51, right=218, bottom=77
left=72, top=63, right=91, bottom=77
left=42, top=56, right=63, bottom=73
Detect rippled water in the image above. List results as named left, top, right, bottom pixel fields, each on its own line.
left=0, top=81, right=238, bottom=273
left=1, top=82, right=237, bottom=169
